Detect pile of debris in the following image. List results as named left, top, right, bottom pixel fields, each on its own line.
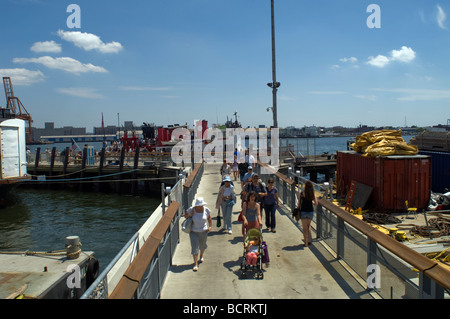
left=410, top=216, right=450, bottom=238
left=428, top=191, right=450, bottom=211
left=362, top=212, right=402, bottom=225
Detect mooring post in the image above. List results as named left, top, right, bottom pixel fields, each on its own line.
left=116, top=147, right=126, bottom=194
left=80, top=147, right=87, bottom=191
left=34, top=147, right=41, bottom=176
left=63, top=147, right=70, bottom=189
left=65, top=236, right=81, bottom=260
left=96, top=147, right=105, bottom=192
left=132, top=147, right=140, bottom=196
left=49, top=146, right=56, bottom=177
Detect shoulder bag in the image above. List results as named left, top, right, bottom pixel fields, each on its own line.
left=182, top=216, right=193, bottom=233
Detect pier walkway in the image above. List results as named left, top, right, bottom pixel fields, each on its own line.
left=161, top=163, right=373, bottom=299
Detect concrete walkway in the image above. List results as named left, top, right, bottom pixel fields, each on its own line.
left=161, top=163, right=373, bottom=299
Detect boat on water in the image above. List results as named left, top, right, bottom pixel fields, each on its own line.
left=0, top=118, right=30, bottom=206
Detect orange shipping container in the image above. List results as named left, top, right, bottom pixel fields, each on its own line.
left=337, top=151, right=431, bottom=211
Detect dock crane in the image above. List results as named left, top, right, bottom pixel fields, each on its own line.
left=2, top=77, right=33, bottom=143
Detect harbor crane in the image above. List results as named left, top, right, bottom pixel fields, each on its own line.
left=2, top=77, right=33, bottom=143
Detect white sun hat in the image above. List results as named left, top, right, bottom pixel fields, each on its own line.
left=193, top=197, right=207, bottom=207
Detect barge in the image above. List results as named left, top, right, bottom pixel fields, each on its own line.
left=0, top=236, right=99, bottom=299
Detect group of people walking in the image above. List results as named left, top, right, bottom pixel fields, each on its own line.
left=183, top=163, right=318, bottom=271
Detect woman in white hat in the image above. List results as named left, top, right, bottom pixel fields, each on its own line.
left=216, top=175, right=236, bottom=234
left=184, top=197, right=212, bottom=271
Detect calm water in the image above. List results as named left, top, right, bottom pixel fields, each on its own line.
left=2, top=136, right=414, bottom=271
left=0, top=188, right=159, bottom=271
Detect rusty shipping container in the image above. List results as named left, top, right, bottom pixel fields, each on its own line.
left=337, top=151, right=431, bottom=211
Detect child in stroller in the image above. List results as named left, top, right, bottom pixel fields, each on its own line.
left=246, top=234, right=260, bottom=266
left=240, top=228, right=264, bottom=279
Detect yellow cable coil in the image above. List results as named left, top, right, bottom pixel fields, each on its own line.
left=350, top=129, right=418, bottom=157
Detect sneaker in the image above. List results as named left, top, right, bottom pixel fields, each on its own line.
left=271, top=228, right=276, bottom=233
left=228, top=230, right=232, bottom=234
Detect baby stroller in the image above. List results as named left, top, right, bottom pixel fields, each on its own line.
left=240, top=228, right=266, bottom=279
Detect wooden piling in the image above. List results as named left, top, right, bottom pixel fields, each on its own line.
left=34, top=147, right=41, bottom=176
left=132, top=147, right=140, bottom=195
left=116, top=147, right=125, bottom=194
left=80, top=147, right=87, bottom=191
left=63, top=147, right=69, bottom=189
left=49, top=146, right=56, bottom=177
left=96, top=148, right=105, bottom=192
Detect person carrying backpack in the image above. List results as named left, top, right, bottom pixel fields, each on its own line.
left=262, top=178, right=279, bottom=233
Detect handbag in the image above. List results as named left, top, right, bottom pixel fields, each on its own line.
left=292, top=208, right=301, bottom=221
left=182, top=216, right=193, bottom=233
left=261, top=241, right=270, bottom=263
left=238, top=210, right=243, bottom=222
left=292, top=194, right=303, bottom=221
left=216, top=208, right=222, bottom=227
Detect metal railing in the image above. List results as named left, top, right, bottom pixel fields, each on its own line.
left=316, top=199, right=450, bottom=299
left=81, top=160, right=204, bottom=299
left=256, top=161, right=450, bottom=299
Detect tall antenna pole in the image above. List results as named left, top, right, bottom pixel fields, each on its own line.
left=268, top=0, right=279, bottom=128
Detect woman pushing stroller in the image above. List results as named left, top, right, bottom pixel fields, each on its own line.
left=241, top=191, right=262, bottom=236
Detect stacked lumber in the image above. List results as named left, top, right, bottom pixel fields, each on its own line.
left=410, top=132, right=450, bottom=152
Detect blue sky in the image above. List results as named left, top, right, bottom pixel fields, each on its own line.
left=1, top=0, right=450, bottom=132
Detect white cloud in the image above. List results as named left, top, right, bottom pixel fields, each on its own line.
left=332, top=57, right=359, bottom=70
left=0, top=68, right=45, bottom=85
left=56, top=87, right=105, bottom=99
left=367, top=46, right=416, bottom=68
left=437, top=5, right=447, bottom=29
left=339, top=57, right=358, bottom=63
left=330, top=64, right=341, bottom=70
left=13, top=56, right=108, bottom=75
left=367, top=55, right=390, bottom=68
left=57, top=30, right=123, bottom=53
left=391, top=46, right=416, bottom=63
left=31, top=41, right=62, bottom=53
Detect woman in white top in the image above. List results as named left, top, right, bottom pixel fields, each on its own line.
left=184, top=197, right=212, bottom=271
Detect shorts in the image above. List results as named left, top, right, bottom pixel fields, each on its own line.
left=300, top=211, right=314, bottom=220
left=189, top=231, right=208, bottom=255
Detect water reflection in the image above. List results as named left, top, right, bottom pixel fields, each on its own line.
left=0, top=187, right=159, bottom=271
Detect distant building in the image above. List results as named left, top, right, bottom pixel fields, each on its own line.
left=303, top=125, right=320, bottom=137
left=93, top=125, right=118, bottom=135
left=32, top=122, right=86, bottom=141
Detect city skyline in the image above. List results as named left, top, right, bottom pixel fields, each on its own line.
left=1, top=1, right=450, bottom=130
